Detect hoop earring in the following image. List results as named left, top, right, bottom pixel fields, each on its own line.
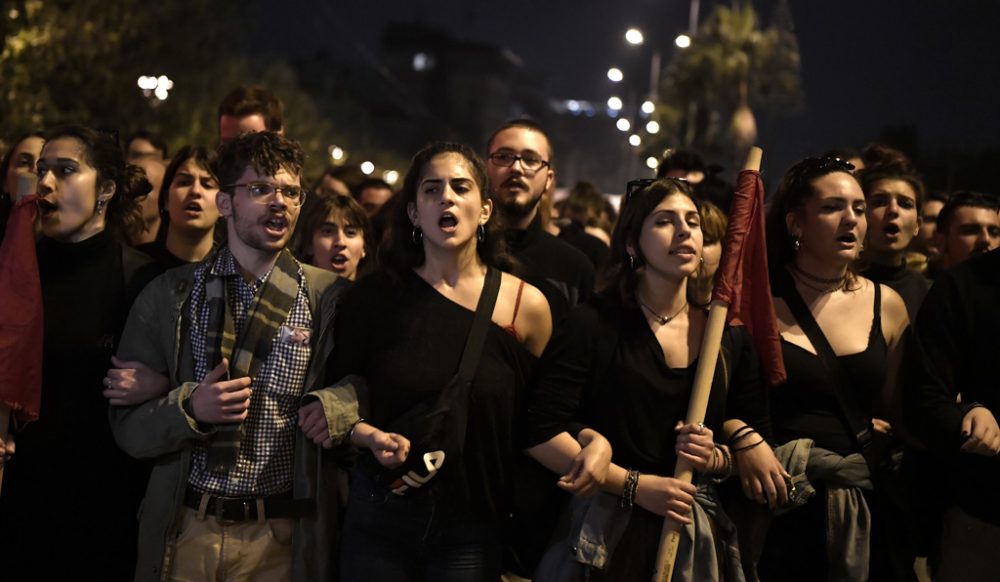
left=411, top=226, right=423, bottom=245
left=96, top=199, right=107, bottom=214
left=477, top=224, right=485, bottom=243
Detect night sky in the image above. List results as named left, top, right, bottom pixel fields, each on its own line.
left=286, top=0, right=1000, bottom=189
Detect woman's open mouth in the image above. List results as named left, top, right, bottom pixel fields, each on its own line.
left=438, top=212, right=458, bottom=233
left=36, top=198, right=57, bottom=217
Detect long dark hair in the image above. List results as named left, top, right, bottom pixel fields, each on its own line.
left=43, top=125, right=150, bottom=242
left=382, top=142, right=512, bottom=277
left=601, top=178, right=700, bottom=307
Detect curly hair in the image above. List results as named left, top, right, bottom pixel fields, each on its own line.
left=215, top=131, right=304, bottom=192
left=43, top=124, right=149, bottom=242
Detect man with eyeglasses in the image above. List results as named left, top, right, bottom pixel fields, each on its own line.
left=110, top=131, right=361, bottom=581
left=486, top=119, right=595, bottom=324
left=485, top=120, right=596, bottom=579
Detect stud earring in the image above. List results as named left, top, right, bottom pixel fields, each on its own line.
left=792, top=236, right=801, bottom=252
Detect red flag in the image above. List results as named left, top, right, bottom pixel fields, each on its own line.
left=0, top=194, right=43, bottom=423
left=712, top=170, right=786, bottom=388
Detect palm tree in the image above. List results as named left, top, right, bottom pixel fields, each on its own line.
left=646, top=0, right=802, bottom=161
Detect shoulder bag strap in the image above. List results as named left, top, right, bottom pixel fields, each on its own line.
left=779, top=272, right=873, bottom=452
left=455, top=267, right=503, bottom=383
left=447, top=267, right=503, bottom=453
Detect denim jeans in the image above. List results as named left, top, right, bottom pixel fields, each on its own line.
left=339, top=470, right=503, bottom=582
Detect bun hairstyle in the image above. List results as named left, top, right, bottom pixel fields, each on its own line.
left=857, top=144, right=926, bottom=208
left=861, top=143, right=912, bottom=169
left=43, top=125, right=149, bottom=242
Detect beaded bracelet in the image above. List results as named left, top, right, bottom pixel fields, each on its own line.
left=710, top=444, right=733, bottom=484
left=620, top=468, right=640, bottom=509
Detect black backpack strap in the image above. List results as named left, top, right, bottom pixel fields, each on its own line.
left=779, top=271, right=873, bottom=452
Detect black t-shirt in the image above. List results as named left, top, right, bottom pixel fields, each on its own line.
left=525, top=293, right=769, bottom=467
left=507, top=214, right=595, bottom=324
left=557, top=220, right=609, bottom=271
left=522, top=292, right=769, bottom=578
left=329, top=269, right=537, bottom=528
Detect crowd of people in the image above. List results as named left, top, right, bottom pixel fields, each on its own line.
left=0, top=84, right=997, bottom=582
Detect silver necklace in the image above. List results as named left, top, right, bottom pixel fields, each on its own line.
left=639, top=298, right=689, bottom=325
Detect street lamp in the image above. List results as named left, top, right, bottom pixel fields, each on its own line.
left=360, top=161, right=375, bottom=175
left=646, top=156, right=659, bottom=170
left=675, top=34, right=692, bottom=49
left=625, top=28, right=644, bottom=45
left=607, top=67, right=624, bottom=83
left=137, top=75, right=173, bottom=103
left=641, top=100, right=656, bottom=115
left=646, top=121, right=660, bottom=134
left=616, top=119, right=631, bottom=132
left=607, top=96, right=623, bottom=111
left=629, top=134, right=642, bottom=147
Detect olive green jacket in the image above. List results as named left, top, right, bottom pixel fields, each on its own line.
left=109, top=261, right=361, bottom=582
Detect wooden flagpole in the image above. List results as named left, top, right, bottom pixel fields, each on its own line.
left=652, top=146, right=763, bottom=582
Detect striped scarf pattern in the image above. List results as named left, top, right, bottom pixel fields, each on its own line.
left=203, top=248, right=301, bottom=472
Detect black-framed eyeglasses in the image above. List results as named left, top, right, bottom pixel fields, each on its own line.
left=623, top=177, right=691, bottom=208
left=225, top=181, right=306, bottom=207
left=488, top=152, right=550, bottom=172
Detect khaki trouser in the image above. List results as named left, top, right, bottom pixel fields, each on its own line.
left=170, top=507, right=293, bottom=582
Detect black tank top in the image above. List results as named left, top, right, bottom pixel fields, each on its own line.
left=770, top=284, right=887, bottom=456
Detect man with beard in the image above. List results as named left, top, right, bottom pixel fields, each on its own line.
left=486, top=120, right=595, bottom=323
left=110, top=131, right=362, bottom=581
left=485, top=120, right=595, bottom=578
left=933, top=191, right=1000, bottom=269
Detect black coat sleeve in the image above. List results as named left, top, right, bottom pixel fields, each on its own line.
left=521, top=303, right=605, bottom=448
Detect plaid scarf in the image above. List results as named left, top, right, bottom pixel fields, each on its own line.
left=203, top=248, right=301, bottom=472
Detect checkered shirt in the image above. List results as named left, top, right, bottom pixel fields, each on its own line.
left=187, top=248, right=312, bottom=496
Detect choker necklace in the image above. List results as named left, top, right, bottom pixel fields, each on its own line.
left=789, top=267, right=844, bottom=294
left=790, top=263, right=846, bottom=285
left=639, top=298, right=689, bottom=325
